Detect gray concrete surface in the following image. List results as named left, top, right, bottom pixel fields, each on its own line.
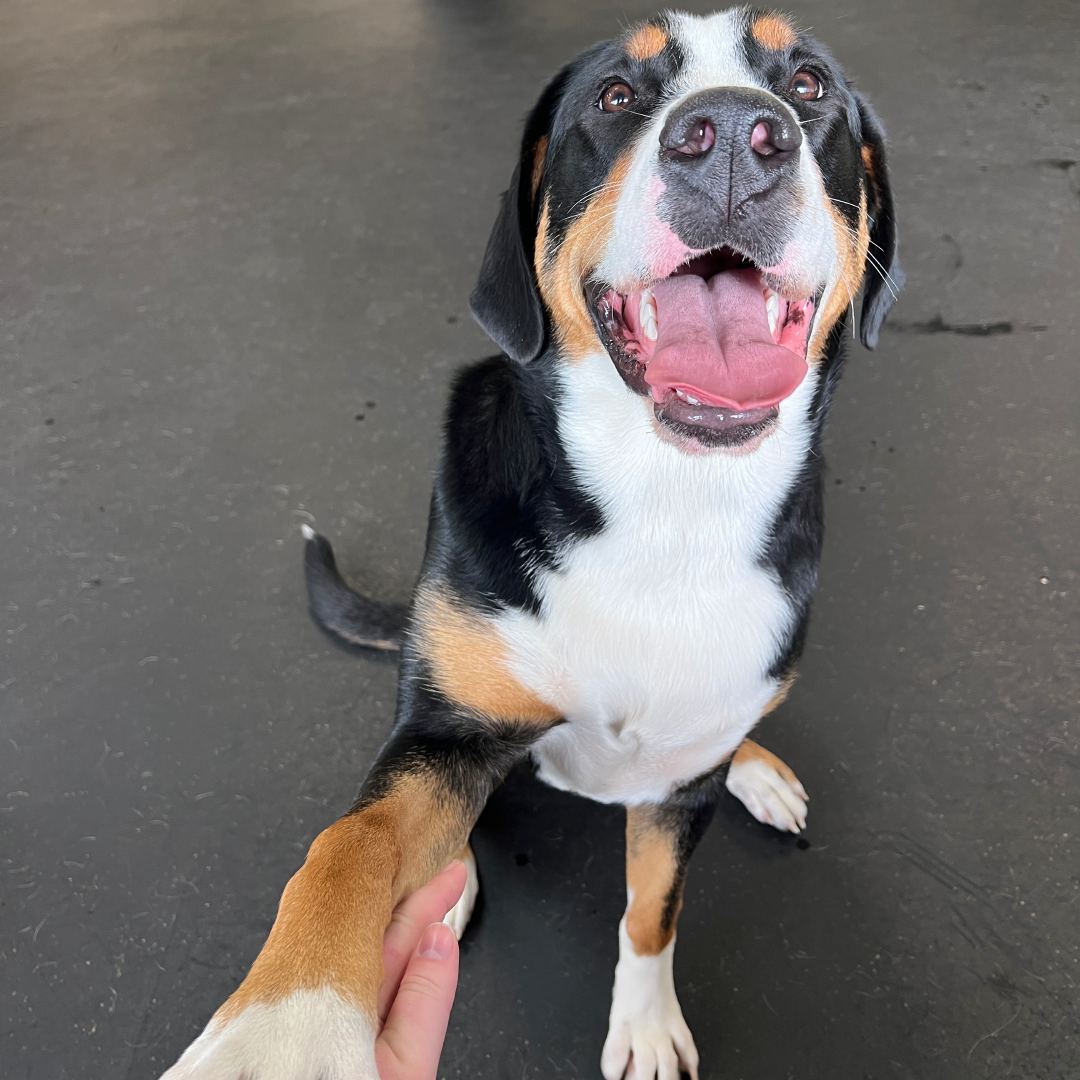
left=2, top=0, right=1078, bottom=1077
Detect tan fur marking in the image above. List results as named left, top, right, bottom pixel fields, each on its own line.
left=536, top=152, right=634, bottom=361
left=809, top=186, right=869, bottom=360
left=751, top=12, right=797, bottom=51
left=415, top=585, right=561, bottom=726
left=216, top=775, right=462, bottom=1020
left=861, top=144, right=882, bottom=214
left=762, top=670, right=797, bottom=717
left=530, top=135, right=549, bottom=201
left=535, top=194, right=551, bottom=277
left=625, top=22, right=668, bottom=61
left=625, top=809, right=681, bottom=956
left=729, top=738, right=802, bottom=789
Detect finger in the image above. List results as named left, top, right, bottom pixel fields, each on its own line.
left=376, top=922, right=459, bottom=1080
left=379, top=861, right=466, bottom=1022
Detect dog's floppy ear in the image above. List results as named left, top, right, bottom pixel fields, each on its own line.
left=469, top=69, right=568, bottom=363
left=854, top=95, right=904, bottom=349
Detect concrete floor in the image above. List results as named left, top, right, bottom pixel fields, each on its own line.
left=3, top=0, right=1078, bottom=1077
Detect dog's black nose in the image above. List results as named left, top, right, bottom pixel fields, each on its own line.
left=659, top=88, right=802, bottom=214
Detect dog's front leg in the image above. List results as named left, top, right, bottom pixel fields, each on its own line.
left=725, top=737, right=809, bottom=834
left=601, top=772, right=725, bottom=1080
left=162, top=684, right=549, bottom=1080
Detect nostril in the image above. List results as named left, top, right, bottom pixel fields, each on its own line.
left=751, top=115, right=802, bottom=159
left=750, top=120, right=778, bottom=157
left=665, top=117, right=715, bottom=159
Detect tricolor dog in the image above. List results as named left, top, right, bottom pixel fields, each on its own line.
left=163, top=8, right=901, bottom=1078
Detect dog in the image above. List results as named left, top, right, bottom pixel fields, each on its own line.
left=162, top=7, right=901, bottom=1078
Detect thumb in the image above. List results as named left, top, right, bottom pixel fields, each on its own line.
left=376, top=921, right=460, bottom=1080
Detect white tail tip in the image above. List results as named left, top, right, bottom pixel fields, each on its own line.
left=300, top=523, right=317, bottom=541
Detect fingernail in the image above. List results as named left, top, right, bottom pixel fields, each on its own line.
left=418, top=922, right=452, bottom=961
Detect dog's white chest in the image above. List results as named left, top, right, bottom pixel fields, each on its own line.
left=495, top=356, right=814, bottom=806
left=501, top=526, right=791, bottom=804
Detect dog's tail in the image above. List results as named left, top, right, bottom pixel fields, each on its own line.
left=301, top=523, right=405, bottom=652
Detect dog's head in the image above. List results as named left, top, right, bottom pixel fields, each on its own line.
left=470, top=7, right=902, bottom=450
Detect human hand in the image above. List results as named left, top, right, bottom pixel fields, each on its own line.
left=375, top=861, right=467, bottom=1080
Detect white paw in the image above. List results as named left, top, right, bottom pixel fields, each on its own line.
left=726, top=752, right=808, bottom=833
left=160, top=989, right=377, bottom=1080
left=602, top=1013, right=699, bottom=1080
left=601, top=924, right=700, bottom=1080
left=442, top=845, right=479, bottom=940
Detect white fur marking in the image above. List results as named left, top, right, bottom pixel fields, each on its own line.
left=602, top=918, right=699, bottom=1080
left=160, top=989, right=377, bottom=1080
left=598, top=12, right=762, bottom=289
left=670, top=8, right=761, bottom=97
left=497, top=354, right=816, bottom=806
left=443, top=844, right=479, bottom=940
left=727, top=753, right=809, bottom=832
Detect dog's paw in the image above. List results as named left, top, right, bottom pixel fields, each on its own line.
left=160, top=989, right=377, bottom=1080
left=601, top=1013, right=699, bottom=1080
left=442, top=844, right=479, bottom=941
left=602, top=927, right=699, bottom=1080
left=726, top=739, right=808, bottom=834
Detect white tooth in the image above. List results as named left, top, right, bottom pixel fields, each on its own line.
left=640, top=290, right=657, bottom=335
left=685, top=394, right=701, bottom=405
left=766, top=291, right=780, bottom=337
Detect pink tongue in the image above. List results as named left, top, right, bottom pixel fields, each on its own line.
left=644, top=269, right=807, bottom=410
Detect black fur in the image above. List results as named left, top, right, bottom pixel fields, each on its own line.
left=427, top=355, right=604, bottom=615
left=762, top=316, right=852, bottom=680
left=763, top=460, right=825, bottom=680
left=353, top=673, right=544, bottom=816
left=469, top=68, right=572, bottom=363
left=645, top=766, right=728, bottom=936
left=305, top=353, right=604, bottom=644
left=854, top=96, right=904, bottom=347
left=303, top=530, right=405, bottom=651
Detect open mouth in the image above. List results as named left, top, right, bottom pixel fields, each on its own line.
left=587, top=248, right=817, bottom=448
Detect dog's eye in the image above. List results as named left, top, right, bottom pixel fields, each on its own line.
left=788, top=70, right=825, bottom=101
left=599, top=82, right=636, bottom=113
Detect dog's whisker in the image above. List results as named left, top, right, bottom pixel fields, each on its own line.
left=830, top=213, right=898, bottom=300
left=566, top=179, right=630, bottom=214
left=863, top=250, right=900, bottom=299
